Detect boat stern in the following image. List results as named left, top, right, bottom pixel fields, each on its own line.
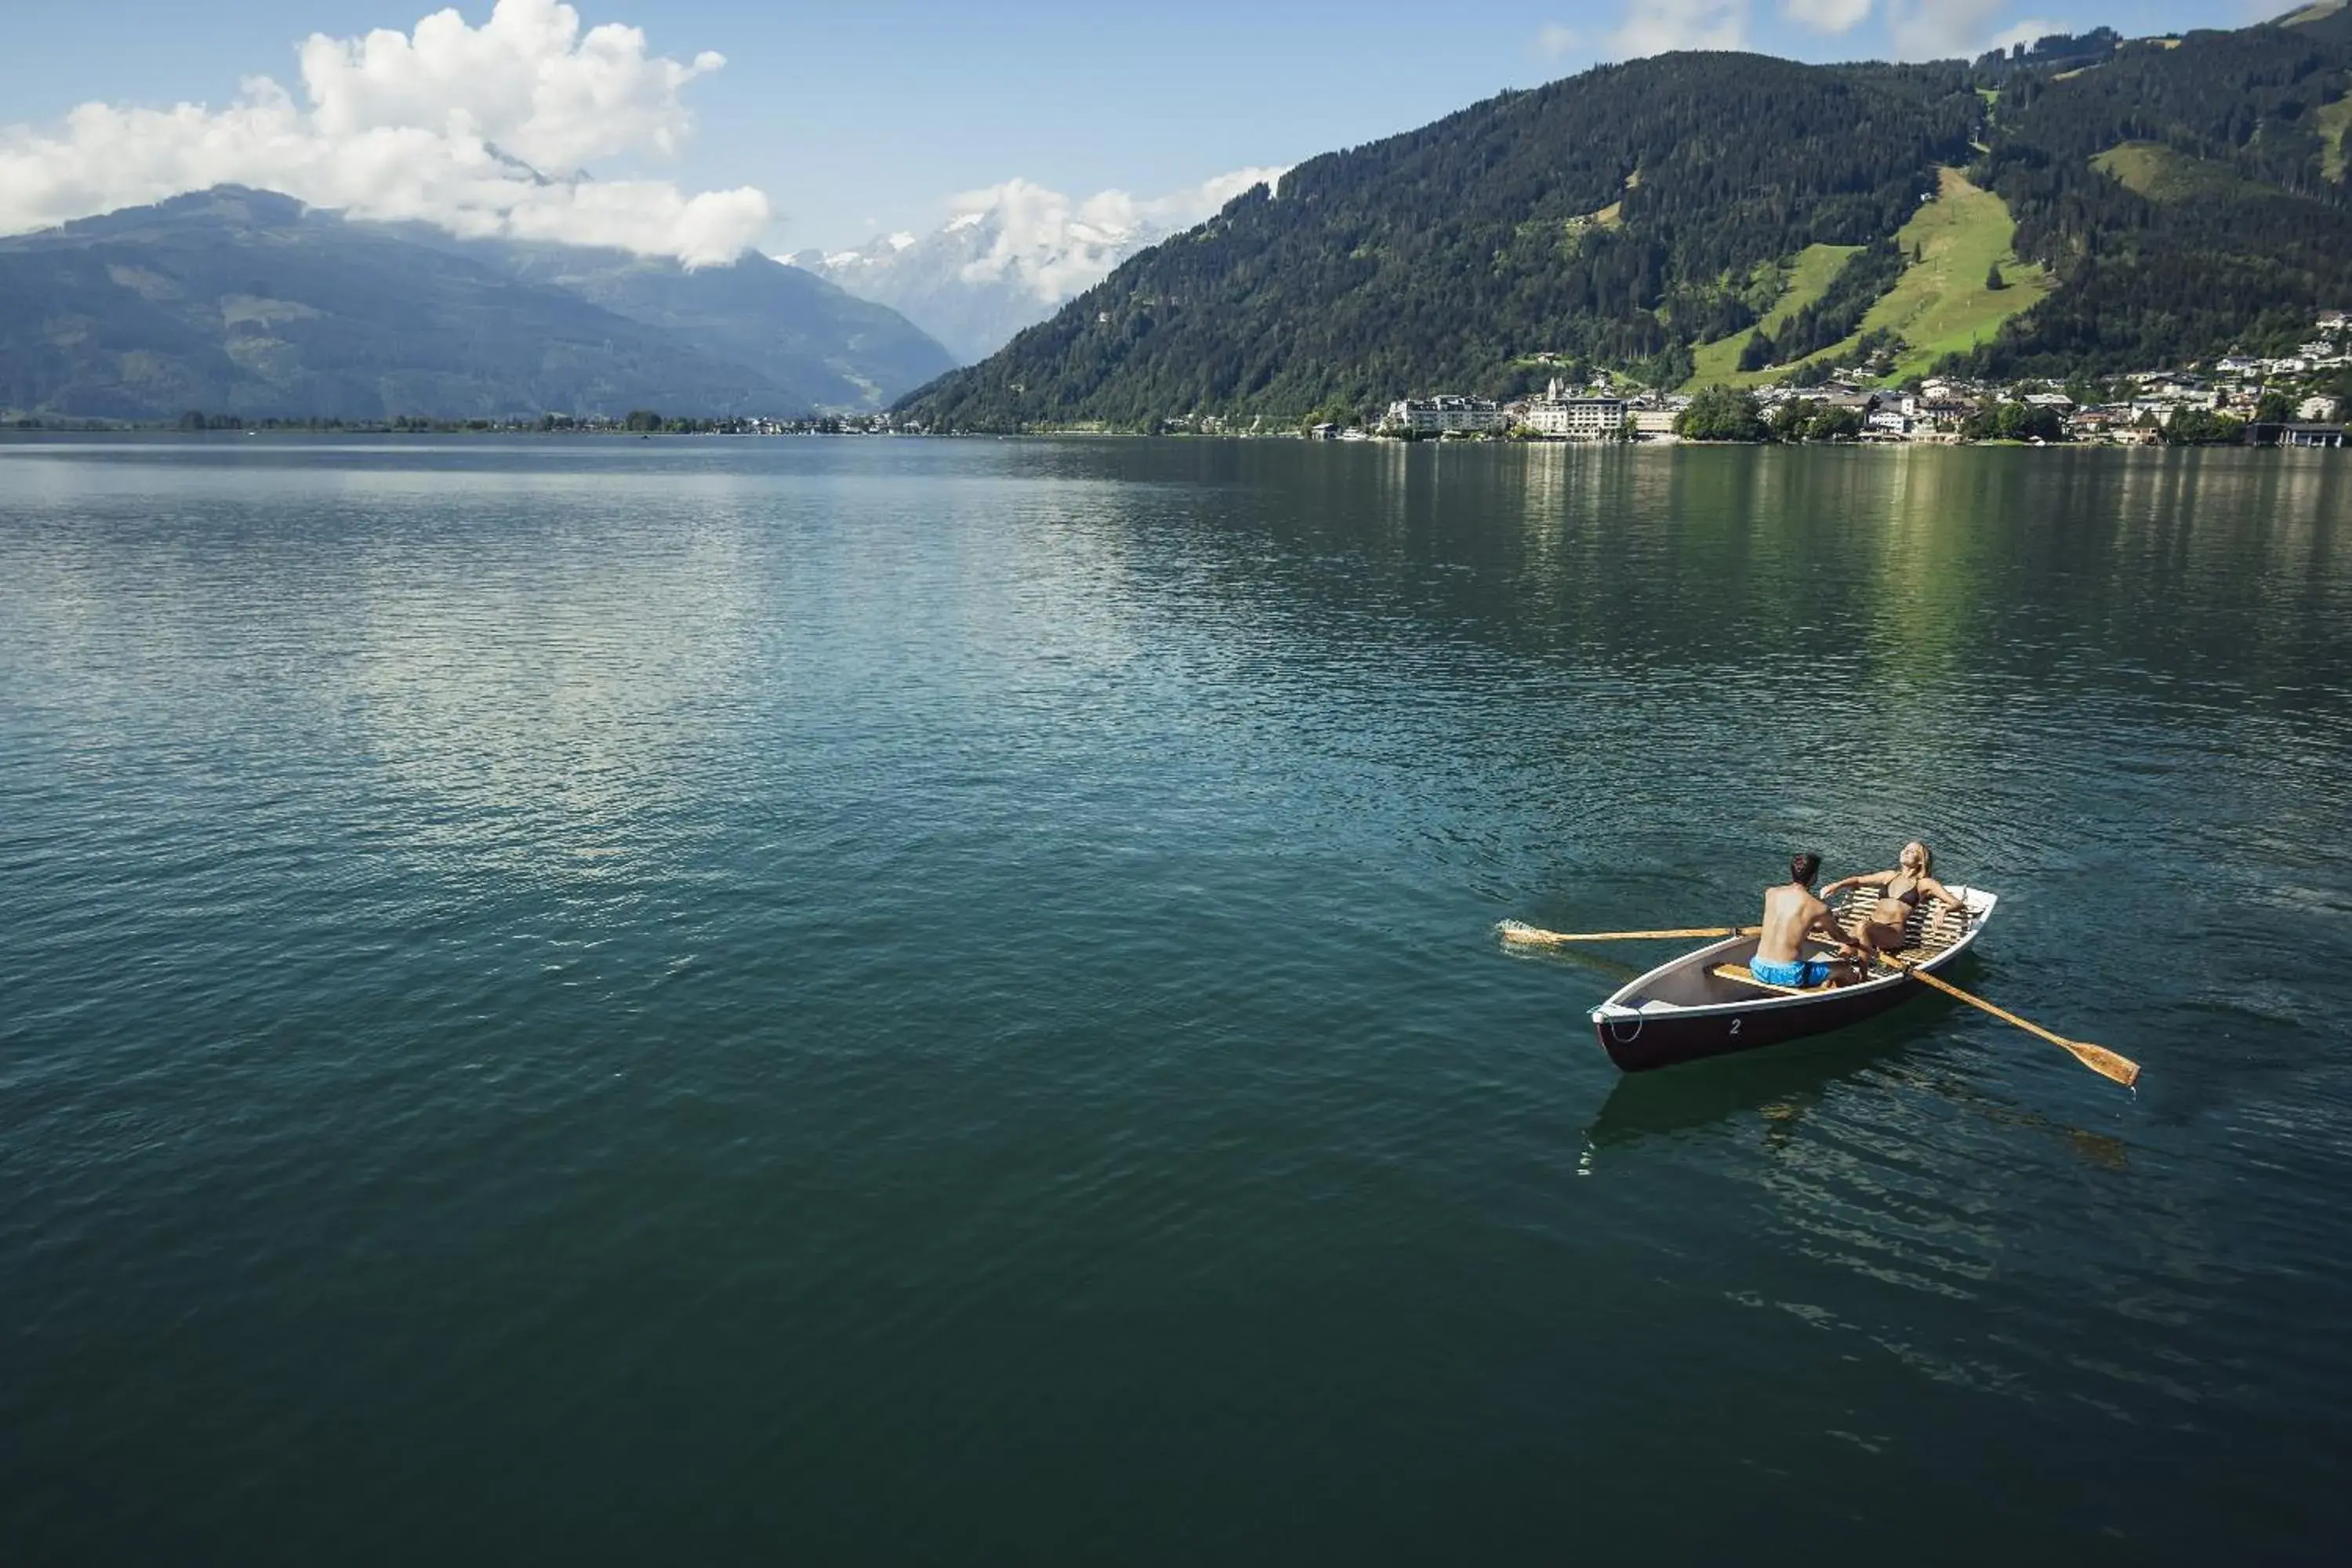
left=1591, top=1000, right=1665, bottom=1072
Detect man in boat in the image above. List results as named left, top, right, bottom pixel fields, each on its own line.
left=1751, top=852, right=1867, bottom=989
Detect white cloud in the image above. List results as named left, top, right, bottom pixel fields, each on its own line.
left=1887, top=0, right=2024, bottom=59
left=948, top=165, right=1289, bottom=303
left=0, top=0, right=768, bottom=264
left=1783, top=0, right=1875, bottom=31
left=1534, top=24, right=1582, bottom=60
left=1608, top=0, right=1751, bottom=60
left=1984, top=16, right=2071, bottom=55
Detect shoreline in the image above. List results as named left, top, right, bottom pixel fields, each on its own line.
left=4, top=426, right=2343, bottom=454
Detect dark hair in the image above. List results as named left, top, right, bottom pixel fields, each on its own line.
left=1791, top=851, right=1822, bottom=885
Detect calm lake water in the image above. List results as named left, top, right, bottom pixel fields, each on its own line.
left=3, top=435, right=2349, bottom=1563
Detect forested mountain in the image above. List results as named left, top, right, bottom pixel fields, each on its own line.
left=1965, top=16, right=2352, bottom=375
left=902, top=11, right=2352, bottom=429
left=0, top=188, right=953, bottom=421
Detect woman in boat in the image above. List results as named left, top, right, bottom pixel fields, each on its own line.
left=1823, top=842, right=1967, bottom=967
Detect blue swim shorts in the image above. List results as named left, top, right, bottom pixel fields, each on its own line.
left=1751, top=955, right=1836, bottom=988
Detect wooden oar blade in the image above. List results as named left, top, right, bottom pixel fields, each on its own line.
left=2063, top=1040, right=2141, bottom=1087
left=1498, top=921, right=1751, bottom=946
left=1896, top=962, right=2143, bottom=1087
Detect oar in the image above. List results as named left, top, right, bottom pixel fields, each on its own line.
left=1499, top=920, right=1757, bottom=946
left=1878, top=956, right=2140, bottom=1087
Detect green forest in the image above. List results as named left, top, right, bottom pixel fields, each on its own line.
left=902, top=10, right=2352, bottom=430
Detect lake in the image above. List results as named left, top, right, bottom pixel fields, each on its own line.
left=3, top=435, right=2349, bottom=1563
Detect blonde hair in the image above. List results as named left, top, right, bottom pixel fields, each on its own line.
left=1904, top=840, right=1933, bottom=877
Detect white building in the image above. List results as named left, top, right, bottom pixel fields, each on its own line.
left=2302, top=394, right=2345, bottom=423
left=1384, top=396, right=1503, bottom=434
left=1523, top=396, right=1629, bottom=439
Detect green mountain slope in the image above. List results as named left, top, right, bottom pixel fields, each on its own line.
left=904, top=19, right=2352, bottom=429
left=2281, top=2, right=2352, bottom=46
left=1686, top=243, right=1859, bottom=386
left=1688, top=169, right=2056, bottom=387
left=0, top=187, right=953, bottom=421
left=903, top=52, right=1980, bottom=428
left=1965, top=22, right=2352, bottom=376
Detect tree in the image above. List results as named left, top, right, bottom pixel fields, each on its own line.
left=1676, top=385, right=1767, bottom=441
left=1995, top=401, right=2067, bottom=440
left=1962, top=401, right=2067, bottom=441
left=624, top=409, right=662, bottom=432
left=2162, top=408, right=2244, bottom=445
left=1807, top=404, right=1865, bottom=441
left=1769, top=397, right=1817, bottom=441
left=1985, top=261, right=2008, bottom=292
left=2254, top=389, right=2294, bottom=425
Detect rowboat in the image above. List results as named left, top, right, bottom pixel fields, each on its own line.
left=1588, top=886, right=1998, bottom=1072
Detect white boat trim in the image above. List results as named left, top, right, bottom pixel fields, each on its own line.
left=1588, top=887, right=1998, bottom=1022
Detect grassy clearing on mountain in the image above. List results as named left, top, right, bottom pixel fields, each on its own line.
left=2090, top=141, right=2259, bottom=202
left=1861, top=169, right=2053, bottom=381
left=2318, top=96, right=2352, bottom=183
left=1686, top=243, right=1860, bottom=387
left=1690, top=169, right=2049, bottom=387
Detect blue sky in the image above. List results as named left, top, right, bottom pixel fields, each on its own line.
left=0, top=0, right=2284, bottom=253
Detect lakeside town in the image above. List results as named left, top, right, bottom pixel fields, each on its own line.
left=21, top=307, right=2347, bottom=446
left=1319, top=307, right=2352, bottom=448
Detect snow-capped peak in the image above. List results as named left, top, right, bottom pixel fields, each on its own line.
left=794, top=165, right=1285, bottom=364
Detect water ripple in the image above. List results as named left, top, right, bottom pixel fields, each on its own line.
left=2, top=436, right=2350, bottom=1561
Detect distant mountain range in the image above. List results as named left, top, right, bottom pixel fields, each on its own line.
left=0, top=187, right=954, bottom=422
left=15, top=5, right=2352, bottom=428
left=787, top=170, right=1286, bottom=364
left=902, top=7, right=2352, bottom=430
